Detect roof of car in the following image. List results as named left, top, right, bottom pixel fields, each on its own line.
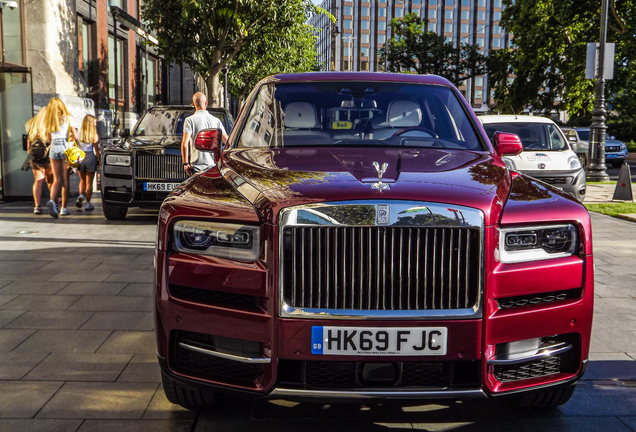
left=268, top=72, right=454, bottom=87
left=479, top=115, right=556, bottom=125
left=148, top=105, right=229, bottom=113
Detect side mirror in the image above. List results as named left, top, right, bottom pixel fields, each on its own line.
left=194, top=128, right=223, bottom=162
left=494, top=131, right=523, bottom=157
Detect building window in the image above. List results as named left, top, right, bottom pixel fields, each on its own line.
left=445, top=10, right=453, bottom=19
left=493, top=38, right=501, bottom=48
left=379, top=7, right=386, bottom=17
left=77, top=16, right=95, bottom=93
left=362, top=7, right=369, bottom=16
left=494, top=11, right=501, bottom=21
left=413, top=9, right=420, bottom=16
left=360, top=47, right=369, bottom=57
left=428, top=22, right=436, bottom=32
left=430, top=0, right=437, bottom=4
left=414, top=0, right=420, bottom=3
left=429, top=9, right=437, bottom=19
left=478, top=0, right=485, bottom=6
left=493, top=25, right=501, bottom=34
left=461, top=23, right=469, bottom=33
left=108, top=35, right=125, bottom=115
left=495, top=0, right=502, bottom=6
left=445, top=36, right=452, bottom=43
left=475, top=77, right=483, bottom=87
left=2, top=4, right=24, bottom=65
left=477, top=37, right=484, bottom=47
left=362, top=21, right=370, bottom=30
left=379, top=21, right=386, bottom=30
left=378, top=34, right=386, bottom=44
left=395, top=8, right=403, bottom=17
left=108, top=0, right=122, bottom=7
left=474, top=90, right=483, bottom=100
left=462, top=0, right=470, bottom=5
left=462, top=10, right=470, bottom=20
left=478, top=11, right=486, bottom=20
left=344, top=47, right=350, bottom=57
left=446, top=0, right=453, bottom=5
left=344, top=20, right=352, bottom=29
left=344, top=6, right=352, bottom=15
left=444, top=23, right=453, bottom=33
left=361, top=34, right=369, bottom=43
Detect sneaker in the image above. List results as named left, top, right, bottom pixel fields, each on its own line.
left=76, top=193, right=85, bottom=208
left=46, top=200, right=59, bottom=218
left=60, top=208, right=70, bottom=216
left=34, top=206, right=42, bottom=214
left=56, top=199, right=62, bottom=211
left=85, top=202, right=95, bottom=211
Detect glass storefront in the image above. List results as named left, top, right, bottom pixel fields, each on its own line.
left=0, top=70, right=33, bottom=198
left=2, top=6, right=23, bottom=65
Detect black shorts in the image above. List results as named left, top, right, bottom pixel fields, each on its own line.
left=78, top=151, right=97, bottom=173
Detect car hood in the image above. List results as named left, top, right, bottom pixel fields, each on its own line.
left=214, top=147, right=515, bottom=226
left=126, top=136, right=182, bottom=149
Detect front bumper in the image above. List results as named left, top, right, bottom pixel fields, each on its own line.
left=155, top=243, right=594, bottom=401
left=520, top=168, right=586, bottom=201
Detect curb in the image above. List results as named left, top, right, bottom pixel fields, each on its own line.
left=617, top=213, right=636, bottom=223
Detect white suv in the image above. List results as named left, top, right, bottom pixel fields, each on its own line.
left=480, top=115, right=586, bottom=201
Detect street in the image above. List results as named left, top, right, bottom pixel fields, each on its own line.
left=0, top=198, right=634, bottom=431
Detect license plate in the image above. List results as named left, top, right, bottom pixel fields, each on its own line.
left=143, top=182, right=180, bottom=192
left=311, top=326, right=447, bottom=356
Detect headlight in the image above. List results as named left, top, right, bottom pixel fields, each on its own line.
left=502, top=157, right=516, bottom=171
left=173, top=221, right=260, bottom=261
left=568, top=155, right=582, bottom=170
left=621, top=142, right=627, bottom=150
left=105, top=154, right=131, bottom=166
left=499, top=224, right=578, bottom=263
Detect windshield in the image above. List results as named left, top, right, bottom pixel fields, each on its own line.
left=236, top=82, right=484, bottom=150
left=576, top=130, right=612, bottom=141
left=482, top=122, right=568, bottom=151
left=133, top=109, right=229, bottom=137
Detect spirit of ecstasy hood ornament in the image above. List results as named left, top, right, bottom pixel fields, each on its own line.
left=372, top=161, right=390, bottom=191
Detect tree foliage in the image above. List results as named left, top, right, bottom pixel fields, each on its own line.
left=141, top=0, right=322, bottom=106
left=227, top=21, right=318, bottom=106
left=378, top=13, right=487, bottom=86
left=488, top=0, right=636, bottom=118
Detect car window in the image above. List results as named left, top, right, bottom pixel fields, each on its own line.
left=482, top=122, right=568, bottom=151
left=576, top=130, right=590, bottom=140
left=133, top=109, right=229, bottom=137
left=236, top=82, right=484, bottom=150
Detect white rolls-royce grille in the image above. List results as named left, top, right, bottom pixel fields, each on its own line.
left=281, top=226, right=481, bottom=312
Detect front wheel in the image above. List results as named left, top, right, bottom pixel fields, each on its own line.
left=102, top=201, right=128, bottom=220
left=510, top=383, right=576, bottom=408
left=162, top=371, right=218, bottom=410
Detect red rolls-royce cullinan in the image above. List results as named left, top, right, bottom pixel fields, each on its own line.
left=155, top=72, right=593, bottom=409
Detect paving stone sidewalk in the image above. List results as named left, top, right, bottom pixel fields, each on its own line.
left=0, top=198, right=634, bottom=431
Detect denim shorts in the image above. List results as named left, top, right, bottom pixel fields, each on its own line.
left=49, top=138, right=68, bottom=161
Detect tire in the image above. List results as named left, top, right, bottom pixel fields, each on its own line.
left=102, top=201, right=128, bottom=220
left=511, top=383, right=576, bottom=408
left=161, top=371, right=218, bottom=409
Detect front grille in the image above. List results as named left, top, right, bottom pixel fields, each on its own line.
left=136, top=153, right=187, bottom=180
left=169, top=284, right=261, bottom=309
left=279, top=360, right=478, bottom=389
left=540, top=176, right=573, bottom=185
left=606, top=146, right=621, bottom=153
left=498, top=289, right=580, bottom=309
left=172, top=331, right=262, bottom=385
left=282, top=226, right=481, bottom=311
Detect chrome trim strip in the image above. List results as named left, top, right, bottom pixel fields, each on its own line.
left=487, top=343, right=572, bottom=366
left=268, top=388, right=487, bottom=400
left=278, top=200, right=485, bottom=320
left=178, top=342, right=271, bottom=364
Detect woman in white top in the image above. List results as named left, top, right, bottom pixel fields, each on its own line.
left=76, top=115, right=101, bottom=211
left=44, top=98, right=79, bottom=218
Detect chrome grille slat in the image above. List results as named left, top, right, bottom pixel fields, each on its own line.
left=136, top=154, right=187, bottom=180
left=284, top=226, right=480, bottom=312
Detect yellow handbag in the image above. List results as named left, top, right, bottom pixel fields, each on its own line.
left=63, top=116, right=85, bottom=168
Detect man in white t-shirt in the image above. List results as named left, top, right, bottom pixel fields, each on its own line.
left=181, top=92, right=228, bottom=176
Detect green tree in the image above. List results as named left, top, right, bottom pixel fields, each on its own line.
left=378, top=13, right=487, bottom=86
left=228, top=21, right=318, bottom=107
left=488, top=0, right=635, bottom=118
left=141, top=0, right=323, bottom=106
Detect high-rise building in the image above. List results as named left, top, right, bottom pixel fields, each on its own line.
left=309, top=0, right=510, bottom=112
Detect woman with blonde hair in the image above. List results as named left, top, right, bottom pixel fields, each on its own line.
left=44, top=97, right=79, bottom=218
left=76, top=115, right=101, bottom=211
left=24, top=108, right=54, bottom=214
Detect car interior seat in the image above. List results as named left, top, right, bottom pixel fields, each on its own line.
left=371, top=100, right=422, bottom=139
